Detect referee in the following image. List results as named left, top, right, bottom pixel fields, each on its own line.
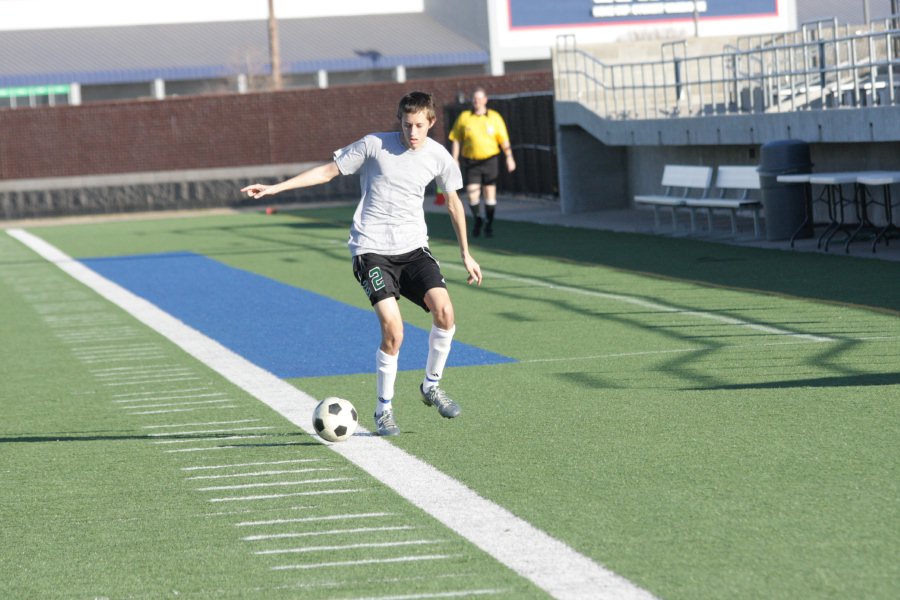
left=449, top=87, right=516, bottom=237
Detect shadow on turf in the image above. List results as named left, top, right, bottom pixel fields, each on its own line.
left=691, top=371, right=900, bottom=390
left=106, top=205, right=899, bottom=314
left=422, top=213, right=900, bottom=314
left=144, top=219, right=353, bottom=266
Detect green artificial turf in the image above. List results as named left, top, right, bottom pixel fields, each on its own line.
left=4, top=205, right=899, bottom=599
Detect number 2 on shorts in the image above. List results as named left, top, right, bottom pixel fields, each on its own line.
left=368, top=267, right=385, bottom=291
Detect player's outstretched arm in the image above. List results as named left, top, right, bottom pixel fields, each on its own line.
left=241, top=161, right=341, bottom=199
left=445, top=189, right=482, bottom=286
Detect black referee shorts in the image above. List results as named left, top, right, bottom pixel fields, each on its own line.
left=461, top=155, right=500, bottom=186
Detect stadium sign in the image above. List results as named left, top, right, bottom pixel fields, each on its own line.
left=509, top=0, right=779, bottom=28
left=0, top=84, right=70, bottom=98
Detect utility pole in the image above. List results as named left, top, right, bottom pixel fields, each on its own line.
left=692, top=1, right=700, bottom=37
left=267, top=0, right=283, bottom=90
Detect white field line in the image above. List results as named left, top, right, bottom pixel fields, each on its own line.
left=133, top=405, right=238, bottom=416
left=76, top=352, right=166, bottom=365
left=144, top=419, right=261, bottom=430
left=242, top=525, right=413, bottom=541
left=8, top=228, right=658, bottom=600
left=196, top=477, right=353, bottom=491
left=56, top=328, right=139, bottom=340
left=113, top=386, right=213, bottom=398
left=94, top=368, right=195, bottom=379
left=43, top=312, right=109, bottom=322
left=153, top=434, right=268, bottom=445
left=58, top=333, right=142, bottom=343
left=253, top=539, right=444, bottom=556
left=93, top=367, right=174, bottom=377
left=187, top=468, right=333, bottom=480
left=338, top=590, right=505, bottom=600
left=104, top=374, right=199, bottom=385
left=71, top=344, right=161, bottom=356
left=70, top=341, right=159, bottom=351
left=56, top=331, right=140, bottom=341
left=148, top=426, right=274, bottom=437
left=208, top=488, right=365, bottom=502
left=236, top=511, right=394, bottom=527
left=104, top=375, right=202, bottom=386
left=91, top=365, right=190, bottom=375
left=80, top=354, right=168, bottom=364
left=202, top=505, right=316, bottom=518
left=164, top=445, right=240, bottom=453
left=181, top=458, right=322, bottom=471
left=56, top=331, right=138, bottom=340
left=123, top=399, right=234, bottom=409
left=270, top=554, right=456, bottom=571
left=444, top=263, right=833, bottom=343
left=33, top=301, right=106, bottom=314
left=115, top=392, right=228, bottom=404
left=234, top=507, right=397, bottom=527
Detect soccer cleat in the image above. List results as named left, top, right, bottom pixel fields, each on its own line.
left=419, top=384, right=461, bottom=418
left=484, top=222, right=494, bottom=237
left=472, top=216, right=483, bottom=238
left=374, top=409, right=400, bottom=436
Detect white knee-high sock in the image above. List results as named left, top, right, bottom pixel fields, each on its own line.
left=376, top=348, right=398, bottom=416
left=422, top=325, right=455, bottom=391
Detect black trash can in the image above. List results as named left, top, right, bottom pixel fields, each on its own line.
left=757, top=139, right=813, bottom=241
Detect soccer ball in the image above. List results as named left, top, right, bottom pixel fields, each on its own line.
left=312, top=397, right=358, bottom=442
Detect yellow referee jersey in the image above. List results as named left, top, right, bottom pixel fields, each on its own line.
left=449, top=109, right=510, bottom=161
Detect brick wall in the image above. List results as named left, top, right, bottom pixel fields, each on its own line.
left=0, top=72, right=552, bottom=180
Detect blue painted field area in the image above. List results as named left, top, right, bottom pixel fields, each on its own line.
left=80, top=252, right=515, bottom=378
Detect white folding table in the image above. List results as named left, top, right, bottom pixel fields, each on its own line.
left=855, top=171, right=900, bottom=253
left=806, top=172, right=866, bottom=253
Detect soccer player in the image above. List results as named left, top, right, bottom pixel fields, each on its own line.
left=241, top=91, right=482, bottom=437
left=449, top=87, right=516, bottom=237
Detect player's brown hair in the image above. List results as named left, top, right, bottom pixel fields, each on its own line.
left=397, top=91, right=436, bottom=121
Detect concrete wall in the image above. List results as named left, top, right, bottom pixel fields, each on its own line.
left=0, top=164, right=360, bottom=220
left=556, top=100, right=900, bottom=147
left=557, top=126, right=627, bottom=214
left=555, top=99, right=900, bottom=212
left=624, top=145, right=760, bottom=198
left=424, top=0, right=489, bottom=50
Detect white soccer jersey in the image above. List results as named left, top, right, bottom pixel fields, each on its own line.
left=334, top=132, right=463, bottom=257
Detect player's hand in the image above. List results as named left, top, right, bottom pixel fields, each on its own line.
left=463, top=254, right=482, bottom=286
left=240, top=183, right=275, bottom=199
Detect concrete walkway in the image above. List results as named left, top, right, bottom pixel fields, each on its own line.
left=5, top=195, right=898, bottom=263
left=472, top=196, right=900, bottom=263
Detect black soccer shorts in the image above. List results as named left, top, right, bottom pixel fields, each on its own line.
left=352, top=247, right=447, bottom=312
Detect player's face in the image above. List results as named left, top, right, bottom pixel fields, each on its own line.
left=399, top=109, right=435, bottom=150
left=472, top=91, right=488, bottom=114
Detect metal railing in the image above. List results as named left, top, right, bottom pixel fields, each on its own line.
left=554, top=18, right=900, bottom=120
